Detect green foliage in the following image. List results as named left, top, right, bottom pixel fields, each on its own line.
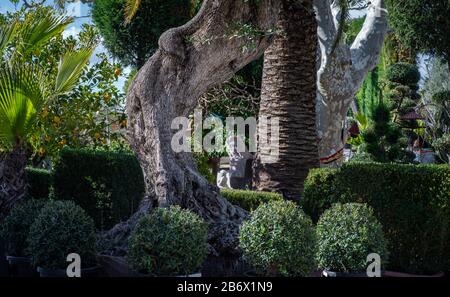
left=53, top=148, right=145, bottom=230
left=358, top=103, right=411, bottom=163
left=301, top=163, right=450, bottom=273
left=239, top=200, right=317, bottom=276
left=433, top=133, right=450, bottom=158
left=316, top=203, right=387, bottom=273
left=385, top=0, right=450, bottom=65
left=27, top=200, right=97, bottom=269
left=0, top=7, right=93, bottom=152
left=221, top=189, right=283, bottom=211
left=128, top=206, right=208, bottom=276
left=92, top=0, right=192, bottom=67
left=385, top=62, right=420, bottom=87
left=344, top=16, right=365, bottom=45
left=25, top=167, right=52, bottom=199
left=0, top=199, right=47, bottom=256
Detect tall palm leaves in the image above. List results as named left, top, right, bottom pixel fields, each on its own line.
left=0, top=10, right=93, bottom=217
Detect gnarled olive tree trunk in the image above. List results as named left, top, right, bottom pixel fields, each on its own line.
left=253, top=0, right=319, bottom=199
left=102, top=0, right=282, bottom=256
left=0, top=145, right=27, bottom=221
left=315, top=0, right=388, bottom=167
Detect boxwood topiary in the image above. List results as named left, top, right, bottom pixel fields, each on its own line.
left=128, top=206, right=208, bottom=276
left=0, top=199, right=47, bottom=257
left=239, top=200, right=317, bottom=276
left=27, top=200, right=97, bottom=269
left=385, top=62, right=420, bottom=86
left=316, top=203, right=387, bottom=274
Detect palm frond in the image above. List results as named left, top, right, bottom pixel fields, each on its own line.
left=55, top=47, right=94, bottom=95
left=19, top=11, right=72, bottom=55
left=0, top=64, right=46, bottom=146
left=0, top=21, right=19, bottom=54
left=124, top=0, right=142, bottom=25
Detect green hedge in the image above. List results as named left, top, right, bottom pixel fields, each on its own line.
left=26, top=168, right=52, bottom=199
left=53, top=148, right=145, bottom=230
left=301, top=163, right=450, bottom=274
left=221, top=189, right=283, bottom=211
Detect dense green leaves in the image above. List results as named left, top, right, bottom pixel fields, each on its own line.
left=221, top=188, right=282, bottom=211
left=385, top=0, right=450, bottom=65
left=0, top=199, right=47, bottom=256
left=128, top=206, right=208, bottom=276
left=302, top=163, right=450, bottom=273
left=52, top=148, right=145, bottom=230
left=27, top=200, right=97, bottom=269
left=316, top=203, right=387, bottom=273
left=239, top=200, right=317, bottom=276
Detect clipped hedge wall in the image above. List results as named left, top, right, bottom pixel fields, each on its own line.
left=26, top=168, right=52, bottom=199
left=301, top=163, right=450, bottom=274
left=53, top=148, right=145, bottom=230
left=221, top=189, right=283, bottom=211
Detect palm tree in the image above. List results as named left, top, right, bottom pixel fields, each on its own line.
left=253, top=0, right=319, bottom=199
left=0, top=11, right=93, bottom=219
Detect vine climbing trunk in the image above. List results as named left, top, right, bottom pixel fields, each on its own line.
left=253, top=0, right=319, bottom=200
left=0, top=144, right=27, bottom=221
left=102, top=0, right=282, bottom=256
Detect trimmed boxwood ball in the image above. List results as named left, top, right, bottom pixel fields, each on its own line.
left=385, top=62, right=420, bottom=86
left=239, top=200, right=317, bottom=276
left=316, top=203, right=387, bottom=273
left=27, top=200, right=97, bottom=269
left=128, top=206, right=208, bottom=276
left=0, top=199, right=47, bottom=256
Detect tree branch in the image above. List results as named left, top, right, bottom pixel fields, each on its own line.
left=350, top=0, right=388, bottom=79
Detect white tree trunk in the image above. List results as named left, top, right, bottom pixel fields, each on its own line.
left=314, top=0, right=388, bottom=166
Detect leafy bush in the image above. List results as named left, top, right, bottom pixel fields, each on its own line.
left=26, top=168, right=52, bottom=199
left=128, top=206, right=208, bottom=276
left=385, top=62, right=420, bottom=86
left=0, top=199, right=47, bottom=256
left=27, top=200, right=97, bottom=269
left=239, top=200, right=317, bottom=276
left=316, top=203, right=387, bottom=273
left=221, top=189, right=283, bottom=211
left=53, top=148, right=145, bottom=230
left=302, top=163, right=450, bottom=274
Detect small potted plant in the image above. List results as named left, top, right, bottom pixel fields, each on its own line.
left=239, top=200, right=317, bottom=276
left=0, top=199, right=46, bottom=276
left=316, top=203, right=388, bottom=277
left=128, top=206, right=208, bottom=277
left=26, top=200, right=99, bottom=277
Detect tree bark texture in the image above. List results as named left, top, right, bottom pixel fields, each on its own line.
left=253, top=0, right=319, bottom=199
left=315, top=0, right=388, bottom=167
left=0, top=145, right=27, bottom=221
left=103, top=0, right=282, bottom=256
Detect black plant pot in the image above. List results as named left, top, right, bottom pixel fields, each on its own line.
left=6, top=256, right=35, bottom=277
left=37, top=265, right=103, bottom=278
left=322, top=269, right=367, bottom=277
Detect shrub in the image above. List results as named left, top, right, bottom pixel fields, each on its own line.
left=27, top=200, right=97, bottom=269
left=128, top=206, right=208, bottom=276
left=316, top=203, right=387, bottom=273
left=26, top=168, right=52, bottom=199
left=0, top=199, right=47, bottom=256
left=302, top=163, right=450, bottom=274
left=385, top=62, right=420, bottom=86
left=221, top=189, right=283, bottom=211
left=53, top=148, right=145, bottom=230
left=239, top=200, right=317, bottom=276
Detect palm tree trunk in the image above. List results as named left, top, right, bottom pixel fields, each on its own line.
left=0, top=144, right=27, bottom=220
left=253, top=0, right=319, bottom=200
